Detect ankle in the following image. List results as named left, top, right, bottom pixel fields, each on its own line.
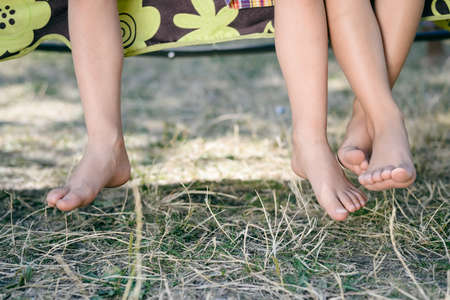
left=87, top=134, right=126, bottom=151
left=292, top=129, right=328, bottom=147
left=369, top=108, right=405, bottom=134
left=352, top=98, right=364, bottom=115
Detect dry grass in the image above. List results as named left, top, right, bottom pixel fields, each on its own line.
left=0, top=40, right=449, bottom=299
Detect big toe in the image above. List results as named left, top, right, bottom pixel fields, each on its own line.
left=46, top=187, right=69, bottom=207
left=329, top=207, right=349, bottom=221
left=338, top=147, right=367, bottom=175
left=320, top=194, right=350, bottom=221
left=341, top=147, right=366, bottom=165
left=55, top=191, right=88, bottom=211
left=392, top=165, right=415, bottom=184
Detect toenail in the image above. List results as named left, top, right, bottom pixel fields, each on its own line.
left=336, top=208, right=348, bottom=214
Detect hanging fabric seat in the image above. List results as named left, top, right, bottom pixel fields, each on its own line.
left=0, top=0, right=449, bottom=62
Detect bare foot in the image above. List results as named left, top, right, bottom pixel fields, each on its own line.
left=46, top=139, right=131, bottom=211
left=358, top=111, right=416, bottom=191
left=292, top=135, right=367, bottom=221
left=337, top=100, right=371, bottom=175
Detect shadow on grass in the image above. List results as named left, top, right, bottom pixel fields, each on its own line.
left=0, top=150, right=57, bottom=168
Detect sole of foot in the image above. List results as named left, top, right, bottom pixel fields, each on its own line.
left=292, top=140, right=367, bottom=221
left=358, top=113, right=416, bottom=191
left=46, top=141, right=131, bottom=211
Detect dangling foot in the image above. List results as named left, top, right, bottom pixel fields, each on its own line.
left=337, top=99, right=371, bottom=175
left=46, top=138, right=131, bottom=211
left=358, top=111, right=416, bottom=191
left=292, top=134, right=367, bottom=221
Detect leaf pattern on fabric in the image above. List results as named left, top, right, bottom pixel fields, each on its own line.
left=117, top=0, right=160, bottom=53
left=264, top=21, right=274, bottom=33
left=0, top=0, right=50, bottom=56
left=174, top=0, right=240, bottom=42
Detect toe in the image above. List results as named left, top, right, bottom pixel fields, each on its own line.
left=338, top=147, right=367, bottom=175
left=346, top=190, right=361, bottom=210
left=331, top=211, right=349, bottom=221
left=319, top=190, right=349, bottom=221
left=329, top=205, right=349, bottom=221
left=55, top=192, right=84, bottom=211
left=337, top=191, right=356, bottom=212
left=381, top=166, right=394, bottom=180
left=392, top=165, right=415, bottom=184
left=359, top=172, right=374, bottom=185
left=346, top=148, right=366, bottom=165
left=46, top=187, right=69, bottom=207
left=360, top=160, right=369, bottom=171
left=323, top=200, right=349, bottom=221
left=372, top=169, right=383, bottom=183
left=350, top=188, right=367, bottom=207
left=358, top=174, right=368, bottom=185
left=366, top=173, right=375, bottom=185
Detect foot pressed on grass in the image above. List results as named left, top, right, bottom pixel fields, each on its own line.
left=46, top=138, right=131, bottom=211
left=358, top=111, right=416, bottom=191
left=337, top=100, right=371, bottom=176
left=292, top=134, right=367, bottom=221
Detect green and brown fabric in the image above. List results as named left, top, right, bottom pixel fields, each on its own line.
left=0, top=0, right=449, bottom=62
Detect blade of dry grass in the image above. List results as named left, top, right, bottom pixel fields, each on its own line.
left=389, top=205, right=429, bottom=300
left=54, top=254, right=87, bottom=296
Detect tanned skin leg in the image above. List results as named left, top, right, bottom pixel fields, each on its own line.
left=326, top=0, right=419, bottom=191
left=46, top=0, right=130, bottom=211
left=275, top=0, right=367, bottom=221
left=337, top=0, right=424, bottom=183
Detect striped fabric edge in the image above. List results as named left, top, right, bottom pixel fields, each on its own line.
left=225, top=0, right=274, bottom=9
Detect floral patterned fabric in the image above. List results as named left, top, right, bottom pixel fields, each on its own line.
left=0, top=0, right=51, bottom=57
left=0, top=0, right=449, bottom=62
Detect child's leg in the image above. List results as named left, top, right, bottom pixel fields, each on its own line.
left=275, top=0, right=367, bottom=221
left=325, top=0, right=418, bottom=191
left=46, top=0, right=130, bottom=211
left=337, top=0, right=424, bottom=176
